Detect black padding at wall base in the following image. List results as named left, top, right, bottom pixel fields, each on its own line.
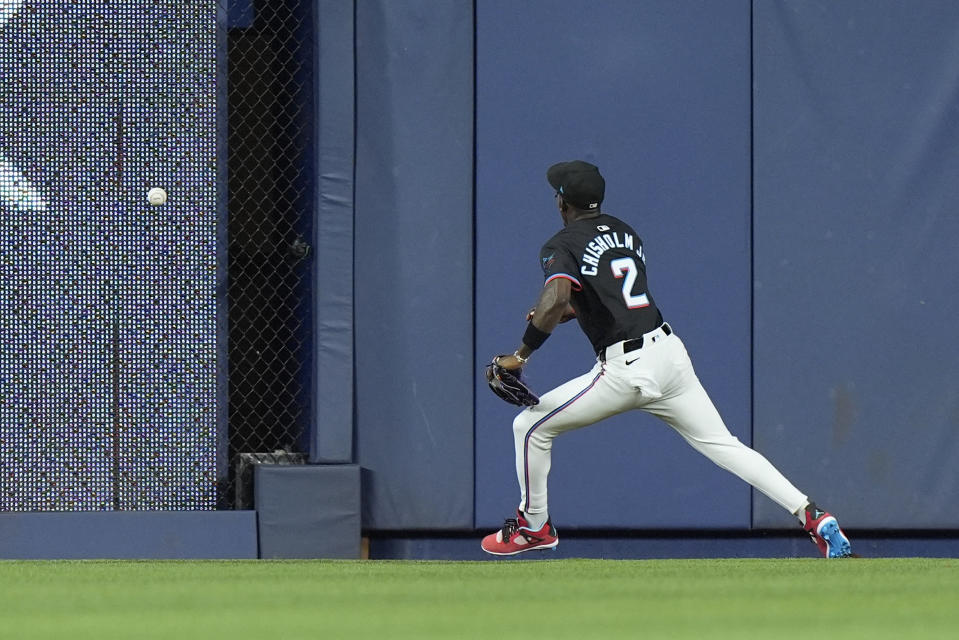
left=369, top=533, right=959, bottom=561
left=255, top=464, right=361, bottom=559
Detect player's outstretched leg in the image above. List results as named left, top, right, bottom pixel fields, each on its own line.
left=640, top=338, right=854, bottom=558
left=480, top=510, right=558, bottom=556
left=803, top=502, right=853, bottom=558
left=482, top=364, right=631, bottom=557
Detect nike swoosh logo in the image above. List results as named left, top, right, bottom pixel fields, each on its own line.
left=625, top=358, right=639, bottom=365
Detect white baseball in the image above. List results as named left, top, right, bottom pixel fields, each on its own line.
left=147, top=187, right=168, bottom=206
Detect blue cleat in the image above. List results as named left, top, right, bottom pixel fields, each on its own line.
left=804, top=503, right=853, bottom=558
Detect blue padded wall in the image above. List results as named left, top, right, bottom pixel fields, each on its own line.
left=0, top=512, right=256, bottom=559
left=311, top=0, right=355, bottom=463
left=354, top=1, right=474, bottom=529
left=752, top=1, right=959, bottom=528
left=475, top=0, right=754, bottom=529
left=255, top=465, right=361, bottom=558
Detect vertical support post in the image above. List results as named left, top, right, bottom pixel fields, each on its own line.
left=310, top=0, right=356, bottom=463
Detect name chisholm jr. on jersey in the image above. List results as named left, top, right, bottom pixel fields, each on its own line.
left=579, top=227, right=644, bottom=276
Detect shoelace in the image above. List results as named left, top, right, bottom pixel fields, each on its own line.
left=500, top=518, right=519, bottom=540
left=500, top=517, right=546, bottom=544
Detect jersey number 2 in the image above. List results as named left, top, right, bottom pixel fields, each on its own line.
left=610, top=257, right=650, bottom=309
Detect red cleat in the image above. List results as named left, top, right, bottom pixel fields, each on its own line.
left=481, top=511, right=558, bottom=556
left=803, top=503, right=853, bottom=558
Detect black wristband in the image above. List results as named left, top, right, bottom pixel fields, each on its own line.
left=522, top=322, right=551, bottom=351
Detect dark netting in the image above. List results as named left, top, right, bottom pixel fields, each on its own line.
left=223, top=0, right=313, bottom=508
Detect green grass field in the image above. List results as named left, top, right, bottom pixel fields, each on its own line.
left=1, top=558, right=956, bottom=639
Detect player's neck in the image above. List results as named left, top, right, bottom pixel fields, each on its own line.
left=562, top=210, right=602, bottom=227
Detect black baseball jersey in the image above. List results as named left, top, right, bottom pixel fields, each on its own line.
left=539, top=213, right=663, bottom=353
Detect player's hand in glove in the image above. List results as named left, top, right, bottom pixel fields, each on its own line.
left=486, top=355, right=540, bottom=407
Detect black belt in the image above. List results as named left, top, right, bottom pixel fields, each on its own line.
left=599, top=323, right=672, bottom=362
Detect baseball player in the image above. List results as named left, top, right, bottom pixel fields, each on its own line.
left=482, top=160, right=853, bottom=558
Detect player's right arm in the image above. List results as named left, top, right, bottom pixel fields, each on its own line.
left=497, top=277, right=573, bottom=369
left=495, top=242, right=578, bottom=370
left=529, top=276, right=572, bottom=332
left=526, top=303, right=575, bottom=323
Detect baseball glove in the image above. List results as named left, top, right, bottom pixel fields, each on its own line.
left=486, top=356, right=540, bottom=407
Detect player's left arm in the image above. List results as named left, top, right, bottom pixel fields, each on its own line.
left=497, top=277, right=572, bottom=369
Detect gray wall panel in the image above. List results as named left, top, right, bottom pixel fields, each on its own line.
left=354, top=1, right=474, bottom=529
left=753, top=1, right=959, bottom=528
left=475, top=0, right=754, bottom=529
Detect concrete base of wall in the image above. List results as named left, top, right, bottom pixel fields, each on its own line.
left=369, top=531, right=959, bottom=560
left=5, top=516, right=955, bottom=561
left=0, top=511, right=258, bottom=559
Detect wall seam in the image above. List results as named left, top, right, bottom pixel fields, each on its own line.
left=748, top=0, right=756, bottom=530
left=470, top=0, right=478, bottom=531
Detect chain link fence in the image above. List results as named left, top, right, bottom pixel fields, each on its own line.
left=224, top=0, right=314, bottom=507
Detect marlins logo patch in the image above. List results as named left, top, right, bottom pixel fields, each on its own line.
left=541, top=253, right=556, bottom=272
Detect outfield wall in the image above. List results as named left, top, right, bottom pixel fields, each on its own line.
left=2, top=510, right=958, bottom=560
left=348, top=0, right=959, bottom=533
left=750, top=1, right=959, bottom=529
left=473, top=0, right=753, bottom=531
left=1, top=1, right=957, bottom=559
left=0, top=512, right=257, bottom=559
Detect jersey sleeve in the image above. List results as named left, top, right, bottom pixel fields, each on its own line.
left=539, top=242, right=582, bottom=291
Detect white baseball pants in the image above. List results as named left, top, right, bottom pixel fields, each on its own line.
left=514, top=327, right=808, bottom=518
